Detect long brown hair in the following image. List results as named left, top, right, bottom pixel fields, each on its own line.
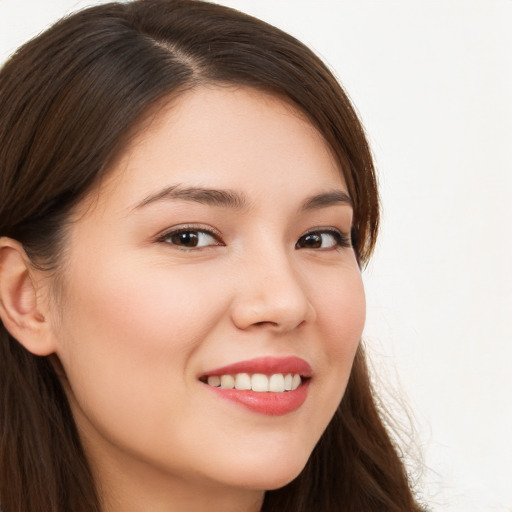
left=0, top=1, right=422, bottom=510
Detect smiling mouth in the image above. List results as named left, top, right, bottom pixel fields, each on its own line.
left=200, top=372, right=305, bottom=393
left=198, top=356, right=312, bottom=415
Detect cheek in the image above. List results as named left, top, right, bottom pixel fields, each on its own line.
left=310, top=265, right=365, bottom=412
left=322, top=276, right=365, bottom=357
left=311, top=259, right=366, bottom=356
left=53, top=255, right=226, bottom=425
left=61, top=252, right=223, bottom=350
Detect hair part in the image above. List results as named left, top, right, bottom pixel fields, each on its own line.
left=0, top=1, right=421, bottom=511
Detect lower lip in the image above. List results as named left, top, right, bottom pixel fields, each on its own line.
left=205, top=380, right=310, bottom=416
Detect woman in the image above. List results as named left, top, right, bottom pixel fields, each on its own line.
left=0, top=1, right=423, bottom=511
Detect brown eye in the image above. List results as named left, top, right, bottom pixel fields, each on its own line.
left=296, top=230, right=350, bottom=250
left=163, top=229, right=219, bottom=248
left=299, top=233, right=323, bottom=249
left=169, top=231, right=199, bottom=247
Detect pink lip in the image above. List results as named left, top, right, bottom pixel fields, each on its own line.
left=200, top=356, right=312, bottom=416
left=201, top=356, right=313, bottom=378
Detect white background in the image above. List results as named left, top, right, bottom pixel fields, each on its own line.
left=1, top=1, right=511, bottom=510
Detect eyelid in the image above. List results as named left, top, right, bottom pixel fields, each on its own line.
left=155, top=224, right=224, bottom=246
left=297, top=227, right=352, bottom=249
left=154, top=224, right=351, bottom=250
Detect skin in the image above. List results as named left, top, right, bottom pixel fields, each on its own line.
left=24, top=86, right=365, bottom=511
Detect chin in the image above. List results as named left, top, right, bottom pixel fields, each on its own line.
left=213, top=445, right=311, bottom=492
left=260, top=465, right=305, bottom=491
left=228, top=466, right=305, bottom=492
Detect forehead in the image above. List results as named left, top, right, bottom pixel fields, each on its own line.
left=84, top=85, right=347, bottom=214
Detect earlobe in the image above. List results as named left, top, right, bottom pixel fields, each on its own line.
left=0, top=237, right=56, bottom=356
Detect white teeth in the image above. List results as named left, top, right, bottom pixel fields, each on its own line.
left=207, top=375, right=221, bottom=387
left=235, top=373, right=251, bottom=390
left=291, top=374, right=301, bottom=391
left=206, top=373, right=303, bottom=392
left=220, top=375, right=235, bottom=389
left=269, top=373, right=285, bottom=392
left=251, top=373, right=269, bottom=392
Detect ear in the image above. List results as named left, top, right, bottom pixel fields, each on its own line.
left=0, top=237, right=57, bottom=356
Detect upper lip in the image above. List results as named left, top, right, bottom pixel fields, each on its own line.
left=201, top=356, right=313, bottom=378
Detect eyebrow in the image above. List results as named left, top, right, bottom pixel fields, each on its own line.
left=301, top=190, right=353, bottom=210
left=132, top=185, right=352, bottom=212
left=133, top=185, right=248, bottom=210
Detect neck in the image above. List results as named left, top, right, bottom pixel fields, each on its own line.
left=84, top=437, right=264, bottom=512
left=102, top=473, right=264, bottom=512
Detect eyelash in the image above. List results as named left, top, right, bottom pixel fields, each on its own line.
left=295, top=228, right=351, bottom=250
left=157, top=226, right=351, bottom=251
left=156, top=225, right=223, bottom=250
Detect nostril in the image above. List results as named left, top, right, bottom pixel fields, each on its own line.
left=230, top=287, right=314, bottom=332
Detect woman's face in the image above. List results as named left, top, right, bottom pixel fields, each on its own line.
left=49, top=86, right=365, bottom=497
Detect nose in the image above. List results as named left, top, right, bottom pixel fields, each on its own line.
left=230, top=251, right=316, bottom=333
